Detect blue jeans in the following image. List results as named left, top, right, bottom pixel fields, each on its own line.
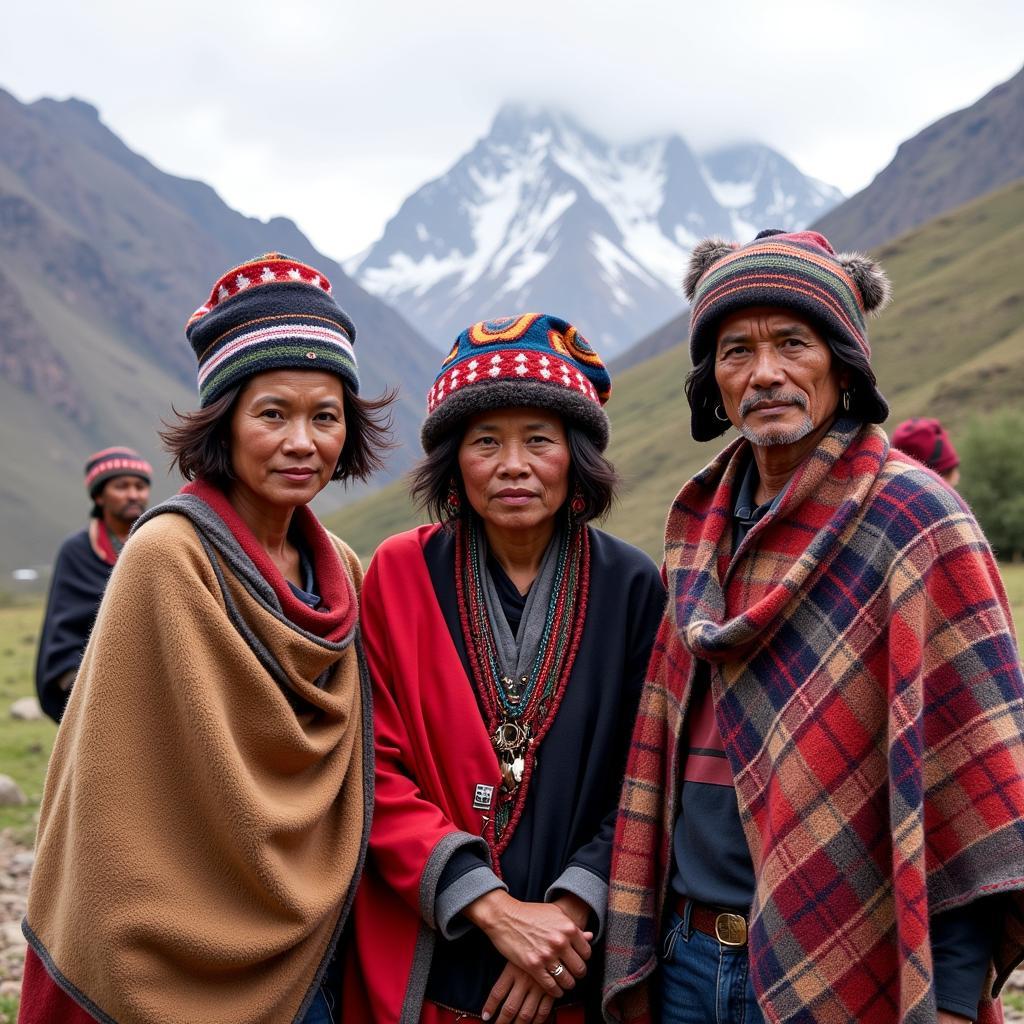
left=300, top=988, right=336, bottom=1024
left=659, top=905, right=765, bottom=1024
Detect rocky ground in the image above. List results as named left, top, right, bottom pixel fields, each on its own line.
left=1, top=824, right=1022, bottom=1016
left=0, top=830, right=32, bottom=1001
left=1006, top=970, right=1024, bottom=1023
left=1008, top=985, right=1024, bottom=1023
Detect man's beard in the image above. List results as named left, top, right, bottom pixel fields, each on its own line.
left=111, top=503, right=146, bottom=526
left=738, top=389, right=813, bottom=447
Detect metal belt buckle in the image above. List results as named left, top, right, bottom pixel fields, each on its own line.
left=714, top=912, right=747, bottom=947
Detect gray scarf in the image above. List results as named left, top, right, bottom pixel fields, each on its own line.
left=478, top=526, right=562, bottom=691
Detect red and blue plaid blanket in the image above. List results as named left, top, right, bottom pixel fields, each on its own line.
left=604, top=420, right=1024, bottom=1023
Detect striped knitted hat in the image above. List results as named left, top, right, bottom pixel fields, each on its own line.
left=683, top=229, right=891, bottom=441
left=421, top=313, right=612, bottom=451
left=85, top=447, right=152, bottom=499
left=186, top=253, right=359, bottom=407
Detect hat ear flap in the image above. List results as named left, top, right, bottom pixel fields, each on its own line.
left=683, top=239, right=736, bottom=302
left=838, top=252, right=892, bottom=314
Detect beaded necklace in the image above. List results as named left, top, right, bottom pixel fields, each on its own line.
left=455, top=511, right=590, bottom=854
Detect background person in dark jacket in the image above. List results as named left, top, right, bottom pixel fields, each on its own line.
left=34, top=446, right=151, bottom=722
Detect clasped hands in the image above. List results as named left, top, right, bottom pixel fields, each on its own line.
left=462, top=890, right=593, bottom=1023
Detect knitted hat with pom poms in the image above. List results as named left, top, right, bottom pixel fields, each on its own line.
left=683, top=229, right=891, bottom=441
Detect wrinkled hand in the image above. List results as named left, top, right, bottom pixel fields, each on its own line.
left=481, top=962, right=555, bottom=1023
left=551, top=892, right=592, bottom=931
left=463, top=890, right=593, bottom=999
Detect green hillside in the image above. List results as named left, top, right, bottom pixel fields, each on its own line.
left=0, top=90, right=440, bottom=578
left=812, top=65, right=1024, bottom=252
left=326, top=179, right=1024, bottom=561
left=0, top=261, right=196, bottom=575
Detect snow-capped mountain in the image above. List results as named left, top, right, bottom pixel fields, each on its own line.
left=346, top=105, right=843, bottom=355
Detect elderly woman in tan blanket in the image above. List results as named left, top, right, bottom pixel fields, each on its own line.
left=19, top=254, right=391, bottom=1024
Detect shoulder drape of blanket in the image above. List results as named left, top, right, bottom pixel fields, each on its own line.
left=34, top=528, right=112, bottom=722
left=21, top=509, right=372, bottom=1024
left=604, top=422, right=1024, bottom=1024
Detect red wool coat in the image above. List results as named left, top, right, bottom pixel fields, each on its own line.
left=344, top=526, right=506, bottom=1021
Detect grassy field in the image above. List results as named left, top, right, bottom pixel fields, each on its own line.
left=0, top=600, right=56, bottom=842
left=1004, top=563, right=1024, bottom=629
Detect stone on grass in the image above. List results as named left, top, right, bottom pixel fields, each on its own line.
left=8, top=851, right=34, bottom=874
left=0, top=920, right=23, bottom=948
left=0, top=775, right=27, bottom=807
left=9, top=697, right=43, bottom=722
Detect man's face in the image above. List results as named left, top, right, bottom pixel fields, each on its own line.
left=96, top=475, right=150, bottom=526
left=714, top=306, right=847, bottom=449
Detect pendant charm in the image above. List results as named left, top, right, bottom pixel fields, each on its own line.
left=494, top=717, right=531, bottom=794
left=504, top=674, right=521, bottom=706
left=501, top=760, right=517, bottom=792
left=473, top=784, right=494, bottom=811
left=493, top=720, right=528, bottom=754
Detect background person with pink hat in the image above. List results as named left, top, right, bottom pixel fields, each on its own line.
left=892, top=416, right=961, bottom=487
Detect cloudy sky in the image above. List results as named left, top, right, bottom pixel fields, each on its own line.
left=3, top=1, right=1021, bottom=262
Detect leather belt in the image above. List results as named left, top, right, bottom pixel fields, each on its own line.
left=674, top=895, right=748, bottom=947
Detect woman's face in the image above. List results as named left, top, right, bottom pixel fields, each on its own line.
left=228, top=369, right=346, bottom=513
left=457, top=407, right=571, bottom=535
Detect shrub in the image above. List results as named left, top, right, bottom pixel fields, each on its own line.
left=958, top=409, right=1024, bottom=561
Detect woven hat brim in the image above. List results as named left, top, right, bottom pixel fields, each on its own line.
left=421, top=379, right=610, bottom=452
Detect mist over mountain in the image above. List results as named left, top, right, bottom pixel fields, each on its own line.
left=346, top=104, right=842, bottom=355
left=615, top=65, right=1024, bottom=374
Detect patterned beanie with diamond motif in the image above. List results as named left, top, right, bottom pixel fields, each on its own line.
left=421, top=313, right=612, bottom=451
left=186, top=253, right=359, bottom=407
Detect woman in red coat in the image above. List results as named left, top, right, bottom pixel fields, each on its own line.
left=345, top=314, right=665, bottom=1023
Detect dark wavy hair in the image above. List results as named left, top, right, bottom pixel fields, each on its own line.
left=684, top=330, right=887, bottom=442
left=409, top=422, right=619, bottom=526
left=160, top=382, right=395, bottom=486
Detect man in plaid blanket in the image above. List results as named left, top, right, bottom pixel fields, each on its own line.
left=603, top=229, right=1024, bottom=1024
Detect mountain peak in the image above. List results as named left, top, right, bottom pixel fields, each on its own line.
left=489, top=103, right=594, bottom=149
left=33, top=96, right=102, bottom=122
left=349, top=106, right=843, bottom=354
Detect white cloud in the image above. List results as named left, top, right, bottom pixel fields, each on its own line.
left=2, top=0, right=1021, bottom=259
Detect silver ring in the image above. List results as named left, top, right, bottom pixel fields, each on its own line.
left=549, top=962, right=565, bottom=978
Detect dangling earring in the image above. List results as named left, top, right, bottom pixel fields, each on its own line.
left=714, top=405, right=730, bottom=422
left=842, top=390, right=851, bottom=412
left=569, top=481, right=586, bottom=522
left=444, top=478, right=462, bottom=520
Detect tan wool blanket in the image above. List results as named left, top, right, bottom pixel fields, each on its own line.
left=23, top=497, right=372, bottom=1024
